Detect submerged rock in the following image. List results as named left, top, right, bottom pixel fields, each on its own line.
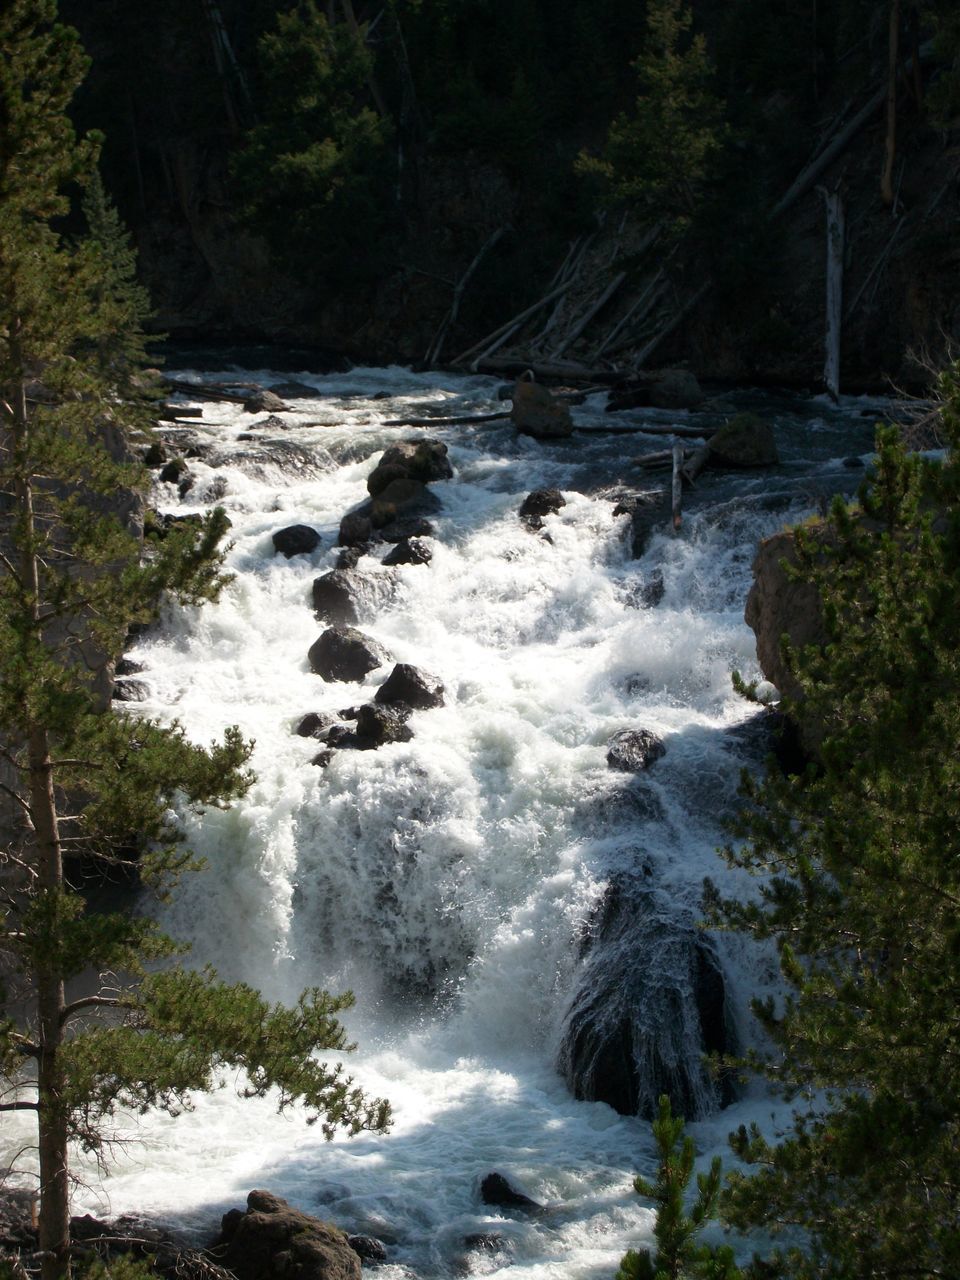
left=557, top=873, right=735, bottom=1119
left=273, top=524, right=321, bottom=558
left=308, top=626, right=390, bottom=683
left=606, top=728, right=665, bottom=772
left=214, top=1189, right=360, bottom=1280
left=519, top=488, right=566, bottom=530
left=480, top=1173, right=543, bottom=1213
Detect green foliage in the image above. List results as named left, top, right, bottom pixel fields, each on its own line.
left=234, top=0, right=395, bottom=287
left=617, top=1095, right=742, bottom=1280
left=578, top=0, right=729, bottom=232
left=0, top=7, right=390, bottom=1275
left=707, top=367, right=960, bottom=1278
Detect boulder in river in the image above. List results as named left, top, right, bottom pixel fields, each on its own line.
left=273, top=524, right=321, bottom=558
left=215, top=1189, right=361, bottom=1280
left=519, top=489, right=566, bottom=529
left=112, top=678, right=149, bottom=703
left=295, top=711, right=340, bottom=739
left=510, top=375, right=573, bottom=440
left=606, top=728, right=665, bottom=772
left=355, top=702, right=414, bottom=748
left=269, top=381, right=319, bottom=399
left=378, top=515, right=434, bottom=543
left=367, top=440, right=453, bottom=496
left=613, top=492, right=662, bottom=560
left=649, top=368, right=703, bottom=410
left=480, top=1173, right=543, bottom=1213
left=347, top=1235, right=387, bottom=1265
left=369, top=480, right=442, bottom=529
left=339, top=511, right=375, bottom=548
left=558, top=873, right=736, bottom=1119
left=308, top=626, right=390, bottom=682
left=381, top=537, right=431, bottom=566
left=375, top=663, right=445, bottom=711
left=243, top=389, right=288, bottom=414
left=312, top=569, right=361, bottom=625
left=706, top=412, right=778, bottom=468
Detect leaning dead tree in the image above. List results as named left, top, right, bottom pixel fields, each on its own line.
left=819, top=185, right=845, bottom=401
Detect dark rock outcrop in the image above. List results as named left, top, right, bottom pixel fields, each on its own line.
left=375, top=663, right=445, bottom=711
left=613, top=493, right=661, bottom=559
left=243, top=389, right=288, bottom=414
left=339, top=511, right=375, bottom=548
left=378, top=515, right=434, bottom=543
left=312, top=570, right=361, bottom=625
left=355, top=702, right=414, bottom=748
left=519, top=489, right=566, bottom=531
left=510, top=375, right=573, bottom=439
left=295, top=712, right=340, bottom=738
left=347, top=1235, right=387, bottom=1265
left=480, top=1174, right=543, bottom=1213
left=606, top=728, right=665, bottom=772
left=381, top=537, right=431, bottom=566
left=649, top=368, right=703, bottom=410
left=308, top=627, right=390, bottom=682
left=558, top=873, right=735, bottom=1119
left=112, top=678, right=149, bottom=703
left=707, top=413, right=779, bottom=468
left=215, top=1189, right=360, bottom=1280
left=366, top=440, right=453, bottom=496
left=159, top=458, right=188, bottom=485
left=273, top=525, right=321, bottom=558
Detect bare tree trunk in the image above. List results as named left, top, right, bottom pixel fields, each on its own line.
left=10, top=338, right=70, bottom=1280
left=819, top=186, right=845, bottom=401
left=881, top=0, right=900, bottom=206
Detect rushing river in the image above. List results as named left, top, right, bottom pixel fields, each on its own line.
left=10, top=365, right=884, bottom=1277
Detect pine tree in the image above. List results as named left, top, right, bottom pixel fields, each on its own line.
left=578, top=0, right=728, bottom=232
left=617, top=1095, right=742, bottom=1280
left=0, top=8, right=389, bottom=1279
left=707, top=368, right=960, bottom=1278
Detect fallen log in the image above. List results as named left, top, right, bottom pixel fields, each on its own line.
left=551, top=271, right=627, bottom=359
left=451, top=276, right=580, bottom=368
left=631, top=446, right=695, bottom=469
left=681, top=443, right=712, bottom=485
left=382, top=410, right=511, bottom=428
left=471, top=357, right=626, bottom=383
left=633, top=284, right=710, bottom=369
left=157, top=405, right=205, bottom=420
left=162, top=378, right=253, bottom=404
left=577, top=421, right=712, bottom=440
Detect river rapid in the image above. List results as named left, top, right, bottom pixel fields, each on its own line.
left=12, top=365, right=883, bottom=1278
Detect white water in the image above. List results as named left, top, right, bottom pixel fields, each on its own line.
left=4, top=367, right=878, bottom=1276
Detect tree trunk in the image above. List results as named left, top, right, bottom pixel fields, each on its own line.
left=881, top=0, right=900, bottom=206
left=11, top=340, right=70, bottom=1280
left=819, top=186, right=844, bottom=401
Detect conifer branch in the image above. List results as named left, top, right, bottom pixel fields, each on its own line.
left=59, top=996, right=122, bottom=1027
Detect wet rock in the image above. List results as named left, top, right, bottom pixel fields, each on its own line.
left=375, top=663, right=445, bottom=711
left=606, top=728, right=666, bottom=772
left=143, top=441, right=167, bottom=467
left=463, top=1233, right=506, bottom=1252
left=312, top=570, right=361, bottom=625
left=159, top=457, right=188, bottom=484
left=214, top=1189, right=361, bottom=1280
left=355, top=702, right=414, bottom=748
left=649, top=368, right=703, bottom=410
left=311, top=750, right=337, bottom=767
left=366, top=440, right=453, bottom=497
left=339, top=511, right=375, bottom=547
left=273, top=524, right=321, bottom=558
left=337, top=546, right=367, bottom=570
left=557, top=874, right=736, bottom=1119
left=243, top=389, right=288, bottom=414
left=641, top=569, right=665, bottom=608
left=707, top=412, right=779, bottom=468
left=308, top=626, right=390, bottom=683
left=113, top=679, right=149, bottom=703
left=381, top=537, right=431, bottom=566
left=613, top=492, right=661, bottom=559
left=115, top=657, right=144, bottom=676
left=269, top=381, right=319, bottom=399
left=480, top=1174, right=543, bottom=1213
left=253, top=415, right=291, bottom=432
left=519, top=488, right=566, bottom=526
left=510, top=375, right=573, bottom=439
left=295, top=712, right=340, bottom=739
left=347, top=1236, right=387, bottom=1265
left=379, top=515, right=434, bottom=543
left=370, top=480, right=442, bottom=529
left=605, top=386, right=652, bottom=413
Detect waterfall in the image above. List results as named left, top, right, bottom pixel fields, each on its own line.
left=4, top=365, right=880, bottom=1277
